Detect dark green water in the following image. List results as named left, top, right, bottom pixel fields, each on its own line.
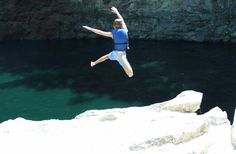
left=0, top=39, right=235, bottom=124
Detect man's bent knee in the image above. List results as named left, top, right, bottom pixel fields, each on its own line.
left=127, top=70, right=134, bottom=78
left=128, top=73, right=133, bottom=78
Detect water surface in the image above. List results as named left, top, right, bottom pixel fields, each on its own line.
left=0, top=39, right=235, bottom=123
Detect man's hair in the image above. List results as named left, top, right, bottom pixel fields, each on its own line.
left=113, top=19, right=122, bottom=29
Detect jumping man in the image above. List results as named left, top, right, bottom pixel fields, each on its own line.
left=82, top=6, right=134, bottom=78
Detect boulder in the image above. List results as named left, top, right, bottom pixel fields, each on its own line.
left=148, top=90, right=202, bottom=113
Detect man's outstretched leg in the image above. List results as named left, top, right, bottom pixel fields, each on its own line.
left=91, top=54, right=109, bottom=67
left=118, top=52, right=133, bottom=77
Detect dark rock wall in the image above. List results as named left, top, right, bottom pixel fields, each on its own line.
left=0, top=0, right=235, bottom=42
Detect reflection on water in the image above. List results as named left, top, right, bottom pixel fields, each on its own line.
left=0, top=39, right=235, bottom=123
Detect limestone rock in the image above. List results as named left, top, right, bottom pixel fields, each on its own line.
left=0, top=90, right=235, bottom=154
left=232, top=108, right=236, bottom=149
left=201, top=107, right=234, bottom=154
left=202, top=106, right=229, bottom=125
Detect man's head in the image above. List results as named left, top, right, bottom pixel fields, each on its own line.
left=113, top=19, right=122, bottom=29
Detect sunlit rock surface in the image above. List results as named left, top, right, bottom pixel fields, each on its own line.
left=232, top=108, right=236, bottom=149
left=0, top=90, right=235, bottom=154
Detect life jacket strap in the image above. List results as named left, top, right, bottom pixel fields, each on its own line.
left=113, top=41, right=130, bottom=50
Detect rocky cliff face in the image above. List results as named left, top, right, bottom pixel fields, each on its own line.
left=0, top=90, right=235, bottom=154
left=0, top=0, right=235, bottom=42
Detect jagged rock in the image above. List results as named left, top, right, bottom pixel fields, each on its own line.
left=0, top=90, right=235, bottom=154
left=0, top=0, right=235, bottom=42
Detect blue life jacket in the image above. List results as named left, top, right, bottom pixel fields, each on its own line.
left=112, top=29, right=129, bottom=51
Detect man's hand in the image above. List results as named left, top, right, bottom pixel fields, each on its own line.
left=82, top=26, right=92, bottom=31
left=111, top=6, right=119, bottom=14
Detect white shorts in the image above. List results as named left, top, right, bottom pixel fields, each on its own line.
left=108, top=51, right=129, bottom=68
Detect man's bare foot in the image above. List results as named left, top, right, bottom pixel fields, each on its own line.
left=90, top=61, right=95, bottom=67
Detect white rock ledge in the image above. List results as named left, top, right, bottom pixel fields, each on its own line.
left=232, top=108, right=236, bottom=149
left=0, top=90, right=235, bottom=154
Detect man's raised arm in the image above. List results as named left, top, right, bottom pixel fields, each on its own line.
left=111, top=6, right=128, bottom=31
left=82, top=26, right=112, bottom=38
